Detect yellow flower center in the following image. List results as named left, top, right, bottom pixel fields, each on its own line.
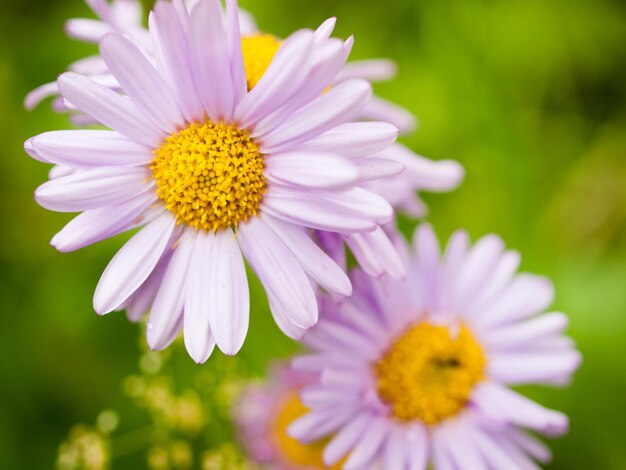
left=272, top=392, right=345, bottom=469
left=242, top=34, right=282, bottom=90
left=374, top=322, right=486, bottom=425
left=151, top=121, right=266, bottom=232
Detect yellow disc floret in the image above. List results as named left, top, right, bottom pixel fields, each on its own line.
left=272, top=392, right=345, bottom=469
left=375, top=322, right=486, bottom=425
left=241, top=34, right=282, bottom=90
left=151, top=121, right=266, bottom=232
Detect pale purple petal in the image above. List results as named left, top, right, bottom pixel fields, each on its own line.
left=383, top=432, right=407, bottom=470
left=267, top=296, right=309, bottom=340
left=467, top=250, right=521, bottom=316
left=124, top=248, right=173, bottom=322
left=404, top=425, right=429, bottom=470
left=58, top=72, right=164, bottom=147
left=453, top=234, right=505, bottom=310
left=235, top=30, right=314, bottom=128
left=478, top=275, right=555, bottom=329
left=361, top=95, right=417, bottom=134
left=297, top=122, right=399, bottom=158
left=488, top=350, right=581, bottom=386
left=24, top=82, right=58, bottom=110
left=471, top=429, right=529, bottom=470
left=65, top=18, right=113, bottom=43
left=183, top=231, right=218, bottom=363
left=49, top=166, right=76, bottom=180
left=484, top=313, right=569, bottom=350
left=147, top=231, right=194, bottom=350
left=237, top=217, right=318, bottom=330
left=93, top=213, right=176, bottom=314
left=288, top=405, right=358, bottom=444
left=342, top=416, right=387, bottom=470
left=262, top=188, right=383, bottom=234
left=508, top=429, right=552, bottom=463
left=51, top=191, right=159, bottom=252
left=474, top=383, right=570, bottom=436
left=206, top=229, right=249, bottom=355
left=69, top=55, right=108, bottom=75
left=260, top=79, right=373, bottom=154
left=337, top=59, right=397, bottom=83
left=250, top=37, right=352, bottom=137
left=265, top=151, right=360, bottom=189
left=31, top=130, right=151, bottom=168
left=100, top=33, right=184, bottom=132
left=189, top=0, right=234, bottom=121
left=35, top=166, right=153, bottom=212
left=236, top=7, right=257, bottom=35
left=262, top=215, right=351, bottom=296
left=386, top=144, right=465, bottom=191
left=24, top=138, right=46, bottom=162
left=152, top=1, right=204, bottom=122
left=354, top=156, right=406, bottom=181
left=344, top=226, right=406, bottom=279
left=323, top=413, right=372, bottom=466
left=226, top=0, right=247, bottom=109
left=314, top=17, right=337, bottom=41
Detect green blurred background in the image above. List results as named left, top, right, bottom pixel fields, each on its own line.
left=1, top=0, right=625, bottom=468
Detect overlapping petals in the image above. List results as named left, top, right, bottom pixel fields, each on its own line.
left=290, top=224, right=581, bottom=469
left=25, top=0, right=405, bottom=363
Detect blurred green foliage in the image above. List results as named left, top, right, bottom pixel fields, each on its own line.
left=0, top=0, right=625, bottom=468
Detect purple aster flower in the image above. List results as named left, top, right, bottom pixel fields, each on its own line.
left=233, top=364, right=323, bottom=469
left=25, top=0, right=403, bottom=363
left=25, top=0, right=464, bottom=280
left=290, top=224, right=581, bottom=469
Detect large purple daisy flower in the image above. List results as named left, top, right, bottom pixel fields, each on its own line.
left=25, top=0, right=402, bottom=363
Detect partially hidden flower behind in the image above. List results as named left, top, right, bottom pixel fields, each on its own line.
left=289, top=224, right=582, bottom=470
left=234, top=363, right=376, bottom=470
left=25, top=0, right=403, bottom=363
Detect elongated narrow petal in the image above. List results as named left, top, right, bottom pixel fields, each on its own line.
left=51, top=191, right=158, bottom=252
left=474, top=383, right=570, bottom=436
left=206, top=230, right=250, bottom=355
left=31, top=130, right=151, bottom=168
left=58, top=72, right=164, bottom=147
left=263, top=215, right=352, bottom=296
left=264, top=185, right=392, bottom=231
left=361, top=95, right=417, bottom=133
left=226, top=0, right=247, bottom=108
left=323, top=413, right=372, bottom=465
left=65, top=18, right=113, bottom=42
left=235, top=30, right=314, bottom=127
left=263, top=192, right=377, bottom=233
left=35, top=166, right=153, bottom=212
left=100, top=33, right=184, bottom=132
left=147, top=231, right=194, bottom=350
left=265, top=151, right=359, bottom=189
left=298, top=122, right=398, bottom=158
left=189, top=0, right=234, bottom=121
left=94, top=213, right=176, bottom=314
left=25, top=82, right=58, bottom=110
left=152, top=1, right=204, bottom=122
left=343, top=418, right=387, bottom=470
left=237, top=217, right=318, bottom=330
left=344, top=226, right=406, bottom=279
left=336, top=59, right=397, bottom=82
left=260, top=79, right=373, bottom=153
